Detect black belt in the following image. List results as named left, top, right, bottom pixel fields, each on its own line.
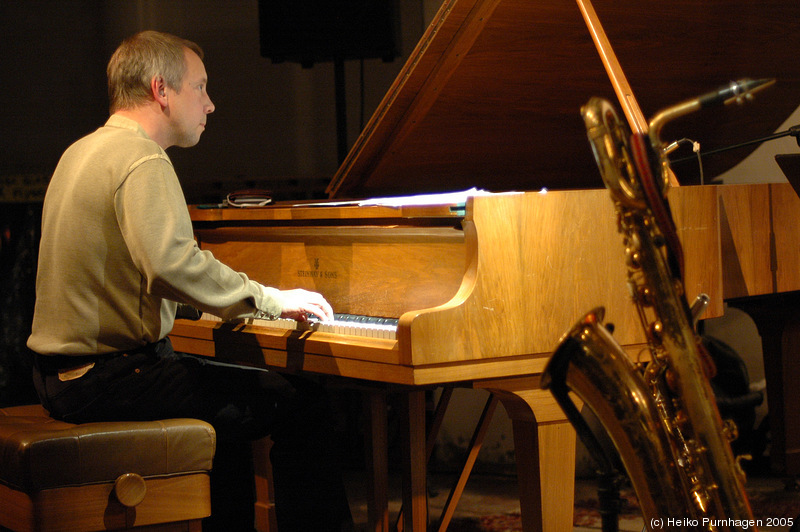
left=34, top=340, right=165, bottom=373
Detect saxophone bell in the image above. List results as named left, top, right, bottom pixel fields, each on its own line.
left=542, top=309, right=699, bottom=522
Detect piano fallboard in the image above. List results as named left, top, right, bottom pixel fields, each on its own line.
left=189, top=201, right=468, bottom=321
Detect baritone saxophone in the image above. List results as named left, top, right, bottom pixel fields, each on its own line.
left=541, top=79, right=773, bottom=531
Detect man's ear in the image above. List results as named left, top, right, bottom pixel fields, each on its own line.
left=151, top=76, right=168, bottom=106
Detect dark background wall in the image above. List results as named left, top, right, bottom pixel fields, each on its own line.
left=1, top=0, right=433, bottom=204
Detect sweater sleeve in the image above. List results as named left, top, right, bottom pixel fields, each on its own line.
left=114, top=154, right=283, bottom=321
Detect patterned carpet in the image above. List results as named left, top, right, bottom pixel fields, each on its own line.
left=347, top=467, right=800, bottom=531
left=445, top=478, right=800, bottom=531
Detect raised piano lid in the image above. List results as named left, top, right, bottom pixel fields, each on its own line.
left=327, top=0, right=800, bottom=199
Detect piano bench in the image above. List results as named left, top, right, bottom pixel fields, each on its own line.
left=0, top=404, right=215, bottom=531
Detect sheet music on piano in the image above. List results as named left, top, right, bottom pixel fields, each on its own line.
left=290, top=187, right=519, bottom=209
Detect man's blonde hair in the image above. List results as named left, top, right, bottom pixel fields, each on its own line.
left=107, top=30, right=204, bottom=114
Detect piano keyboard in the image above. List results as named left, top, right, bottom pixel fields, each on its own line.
left=199, top=313, right=399, bottom=340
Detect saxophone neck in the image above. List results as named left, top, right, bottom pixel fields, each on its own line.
left=648, top=78, right=775, bottom=153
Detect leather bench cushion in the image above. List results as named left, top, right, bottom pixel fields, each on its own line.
left=0, top=405, right=215, bottom=492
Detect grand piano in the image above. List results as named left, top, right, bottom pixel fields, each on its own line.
left=169, top=0, right=800, bottom=530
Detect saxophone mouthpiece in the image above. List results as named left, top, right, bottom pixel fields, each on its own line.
left=698, top=78, right=776, bottom=108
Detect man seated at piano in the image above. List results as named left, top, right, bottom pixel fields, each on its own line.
left=26, top=30, right=352, bottom=532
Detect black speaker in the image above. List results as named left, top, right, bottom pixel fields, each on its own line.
left=258, top=1, right=399, bottom=67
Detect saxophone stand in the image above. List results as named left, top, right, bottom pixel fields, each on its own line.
left=592, top=435, right=627, bottom=532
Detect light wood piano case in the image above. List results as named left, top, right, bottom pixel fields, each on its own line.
left=170, top=0, right=800, bottom=530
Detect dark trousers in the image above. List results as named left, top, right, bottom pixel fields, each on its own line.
left=32, top=338, right=352, bottom=531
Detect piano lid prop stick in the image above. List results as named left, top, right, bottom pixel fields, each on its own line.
left=576, top=0, right=680, bottom=186
left=576, top=0, right=648, bottom=135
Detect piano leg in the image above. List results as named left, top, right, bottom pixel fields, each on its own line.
left=400, top=389, right=429, bottom=531
left=729, top=292, right=800, bottom=475
left=252, top=380, right=574, bottom=532
left=362, top=388, right=430, bottom=532
left=366, top=390, right=390, bottom=532
left=480, top=377, right=577, bottom=532
left=253, top=437, right=277, bottom=532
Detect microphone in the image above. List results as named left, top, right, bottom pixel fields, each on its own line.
left=670, top=123, right=800, bottom=165
left=697, top=78, right=775, bottom=108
